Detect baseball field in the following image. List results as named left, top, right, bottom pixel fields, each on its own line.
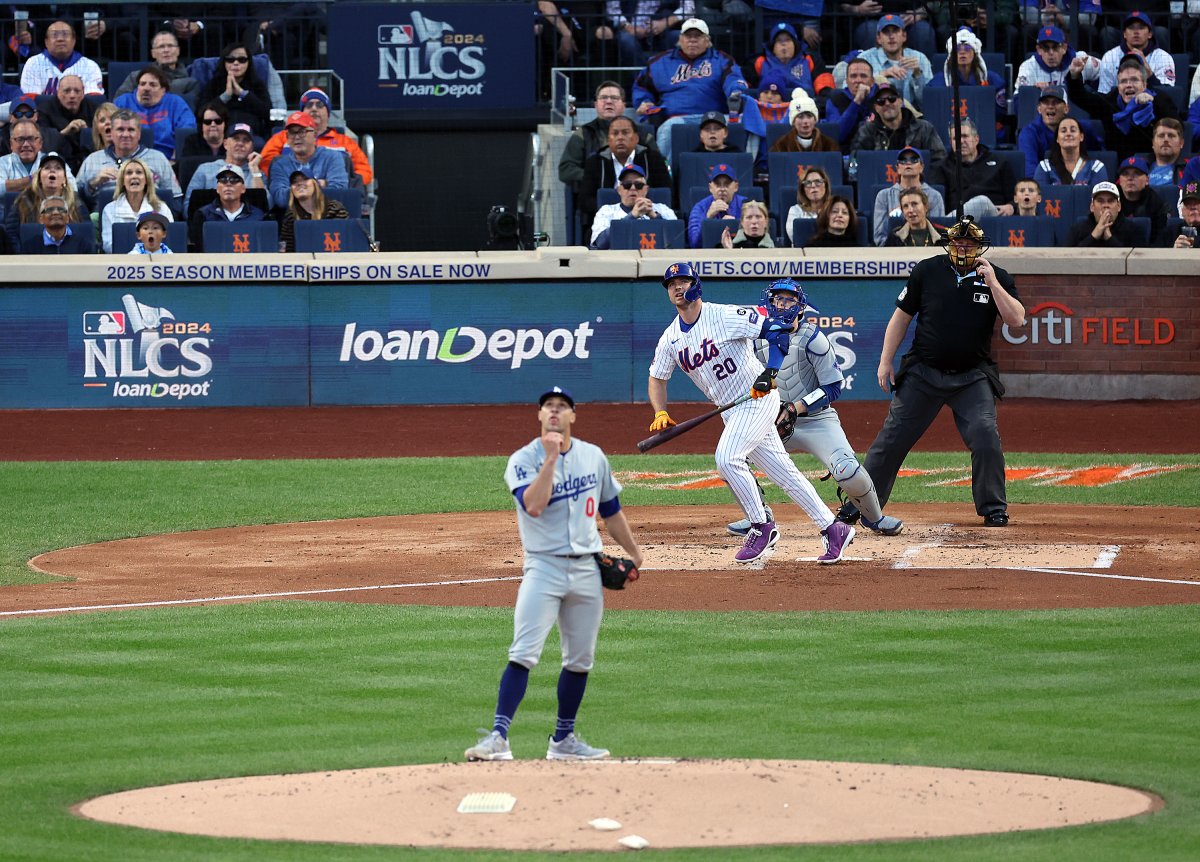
left=2, top=401, right=1198, bottom=860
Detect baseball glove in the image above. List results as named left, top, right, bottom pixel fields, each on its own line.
left=595, top=552, right=637, bottom=590
left=775, top=400, right=798, bottom=443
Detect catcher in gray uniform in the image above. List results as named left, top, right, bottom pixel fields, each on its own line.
left=728, top=278, right=904, bottom=538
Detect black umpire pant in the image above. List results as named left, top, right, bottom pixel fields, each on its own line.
left=863, top=362, right=1007, bottom=518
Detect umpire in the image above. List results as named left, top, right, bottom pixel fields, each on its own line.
left=839, top=217, right=1026, bottom=527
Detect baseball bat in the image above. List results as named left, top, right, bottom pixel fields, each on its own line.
left=637, top=393, right=753, bottom=453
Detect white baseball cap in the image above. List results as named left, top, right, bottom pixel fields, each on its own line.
left=1091, top=181, right=1119, bottom=198
left=680, top=18, right=709, bottom=35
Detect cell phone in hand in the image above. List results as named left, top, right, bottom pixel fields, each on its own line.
left=1182, top=226, right=1197, bottom=240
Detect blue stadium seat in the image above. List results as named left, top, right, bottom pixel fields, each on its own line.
left=1015, top=85, right=1092, bottom=129
left=105, top=61, right=144, bottom=101
left=1093, top=150, right=1118, bottom=180
left=295, top=219, right=372, bottom=252
left=669, top=122, right=749, bottom=178
left=325, top=188, right=364, bottom=218
left=991, top=149, right=1027, bottom=183
left=765, top=122, right=790, bottom=150
left=202, top=220, right=279, bottom=252
left=854, top=149, right=933, bottom=194
left=1039, top=185, right=1091, bottom=243
left=608, top=218, right=686, bottom=250
left=768, top=151, right=844, bottom=227
left=1153, top=183, right=1180, bottom=211
left=110, top=220, right=188, bottom=254
left=1163, top=217, right=1185, bottom=247
left=977, top=216, right=1056, bottom=248
left=19, top=221, right=96, bottom=253
left=597, top=187, right=674, bottom=208
left=920, top=87, right=997, bottom=148
left=1125, top=216, right=1152, bottom=247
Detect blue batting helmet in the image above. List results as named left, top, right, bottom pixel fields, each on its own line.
left=763, top=278, right=807, bottom=324
left=662, top=262, right=702, bottom=302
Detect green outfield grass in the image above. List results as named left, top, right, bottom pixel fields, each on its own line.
left=2, top=455, right=1199, bottom=861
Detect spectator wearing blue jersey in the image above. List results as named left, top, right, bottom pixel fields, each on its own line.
left=1033, top=116, right=1108, bottom=188
left=687, top=162, right=746, bottom=247
left=114, top=67, right=196, bottom=159
left=632, top=18, right=747, bottom=166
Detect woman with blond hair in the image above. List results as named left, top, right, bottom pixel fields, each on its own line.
left=5, top=152, right=86, bottom=247
left=719, top=200, right=775, bottom=249
left=100, top=158, right=173, bottom=253
left=278, top=171, right=349, bottom=252
left=90, top=102, right=118, bottom=153
left=784, top=165, right=832, bottom=244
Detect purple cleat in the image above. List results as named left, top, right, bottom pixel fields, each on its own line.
left=734, top=521, right=779, bottom=564
left=817, top=520, right=855, bottom=564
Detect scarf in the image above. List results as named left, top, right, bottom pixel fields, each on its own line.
left=43, top=48, right=83, bottom=72
left=1113, top=94, right=1156, bottom=134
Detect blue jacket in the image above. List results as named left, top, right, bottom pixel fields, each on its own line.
left=113, top=92, right=196, bottom=159
left=824, top=87, right=872, bottom=146
left=633, top=46, right=747, bottom=119
left=268, top=148, right=349, bottom=209
left=1018, top=117, right=1104, bottom=179
left=753, top=24, right=815, bottom=95
left=688, top=194, right=746, bottom=247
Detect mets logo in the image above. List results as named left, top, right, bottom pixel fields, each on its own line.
left=1007, top=229, right=1025, bottom=247
left=231, top=233, right=250, bottom=253
left=1044, top=199, right=1061, bottom=219
left=678, top=337, right=720, bottom=373
left=884, top=164, right=900, bottom=184
left=639, top=232, right=657, bottom=250
left=667, top=263, right=680, bottom=276
left=323, top=232, right=342, bottom=253
left=669, top=60, right=714, bottom=84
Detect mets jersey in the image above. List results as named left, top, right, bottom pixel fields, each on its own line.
left=504, top=437, right=621, bottom=556
left=650, top=302, right=766, bottom=406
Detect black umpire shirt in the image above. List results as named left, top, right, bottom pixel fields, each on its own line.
left=897, top=255, right=1018, bottom=374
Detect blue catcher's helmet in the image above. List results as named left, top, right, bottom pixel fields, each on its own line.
left=763, top=277, right=807, bottom=325
left=662, top=261, right=702, bottom=302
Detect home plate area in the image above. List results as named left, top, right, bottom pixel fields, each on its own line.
left=635, top=523, right=1119, bottom=571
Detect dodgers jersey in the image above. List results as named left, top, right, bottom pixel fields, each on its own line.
left=650, top=302, right=766, bottom=406
left=754, top=317, right=844, bottom=410
left=504, top=437, right=621, bottom=556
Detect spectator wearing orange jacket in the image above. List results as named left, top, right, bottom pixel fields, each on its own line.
left=258, top=88, right=372, bottom=187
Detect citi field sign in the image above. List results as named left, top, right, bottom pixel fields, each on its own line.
left=329, top=3, right=534, bottom=110
left=1002, top=302, right=1177, bottom=347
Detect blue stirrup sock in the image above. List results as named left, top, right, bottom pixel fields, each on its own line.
left=552, top=668, right=589, bottom=742
left=493, top=661, right=529, bottom=738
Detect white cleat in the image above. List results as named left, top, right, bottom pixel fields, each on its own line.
left=465, top=730, right=512, bottom=761
left=546, top=732, right=610, bottom=761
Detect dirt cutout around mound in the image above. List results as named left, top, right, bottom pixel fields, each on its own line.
left=77, top=759, right=1159, bottom=851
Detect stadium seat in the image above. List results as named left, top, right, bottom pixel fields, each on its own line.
left=110, top=220, right=188, bottom=254
left=201, top=220, right=279, bottom=252
left=768, top=151, right=845, bottom=228
left=1092, top=150, right=1118, bottom=181
left=765, top=122, right=790, bottom=150
left=177, top=155, right=212, bottom=195
left=19, top=221, right=95, bottom=253
left=1125, top=216, right=1152, bottom=247
left=920, top=87, right=997, bottom=148
left=105, top=61, right=144, bottom=101
left=1015, top=85, right=1092, bottom=129
left=854, top=149, right=933, bottom=194
left=294, top=219, right=372, bottom=252
left=930, top=52, right=1006, bottom=80
left=1163, top=216, right=1185, bottom=246
left=186, top=188, right=271, bottom=220
left=325, top=188, right=364, bottom=219
left=790, top=217, right=870, bottom=248
left=669, top=122, right=749, bottom=178
left=1153, top=183, right=1181, bottom=212
left=683, top=184, right=764, bottom=220
left=596, top=187, right=674, bottom=208
left=607, top=218, right=686, bottom=250
left=977, top=216, right=1056, bottom=248
left=991, top=149, right=1027, bottom=183
left=1039, top=185, right=1091, bottom=243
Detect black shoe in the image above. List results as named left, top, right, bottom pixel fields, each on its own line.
left=835, top=501, right=861, bottom=525
left=983, top=512, right=1009, bottom=527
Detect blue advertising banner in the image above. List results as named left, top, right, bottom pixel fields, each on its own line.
left=310, top=283, right=633, bottom=405
left=0, top=287, right=309, bottom=408
left=327, top=2, right=535, bottom=111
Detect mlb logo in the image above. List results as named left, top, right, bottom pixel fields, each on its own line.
left=379, top=24, right=414, bottom=45
left=973, top=293, right=990, bottom=304
left=83, top=311, right=126, bottom=335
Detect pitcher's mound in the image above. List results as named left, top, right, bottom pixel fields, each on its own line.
left=77, top=758, right=1158, bottom=851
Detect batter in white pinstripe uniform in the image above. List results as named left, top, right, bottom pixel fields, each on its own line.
left=647, top=262, right=857, bottom=565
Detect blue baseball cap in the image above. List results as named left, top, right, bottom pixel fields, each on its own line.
left=10, top=94, right=37, bottom=114
left=877, top=14, right=904, bottom=33
left=1118, top=156, right=1150, bottom=175
left=618, top=163, right=646, bottom=179
left=1123, top=11, right=1152, bottom=28
left=1037, top=26, right=1066, bottom=45
left=538, top=386, right=575, bottom=408
left=708, top=163, right=736, bottom=181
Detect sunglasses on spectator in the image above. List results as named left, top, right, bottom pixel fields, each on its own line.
left=42, top=206, right=67, bottom=214
left=620, top=181, right=647, bottom=190
left=217, top=175, right=245, bottom=185
left=897, top=154, right=922, bottom=164
left=224, top=55, right=250, bottom=63
left=874, top=94, right=899, bottom=104
left=11, top=108, right=35, bottom=118
left=202, top=117, right=224, bottom=125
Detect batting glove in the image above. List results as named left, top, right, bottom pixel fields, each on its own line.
left=751, top=369, right=777, bottom=399
left=649, top=410, right=676, bottom=432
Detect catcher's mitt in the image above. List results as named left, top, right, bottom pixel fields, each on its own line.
left=776, top=400, right=798, bottom=443
left=594, top=552, right=637, bottom=590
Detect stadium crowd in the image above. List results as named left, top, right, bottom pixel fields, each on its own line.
left=0, top=5, right=371, bottom=254
left=551, top=3, right=1200, bottom=251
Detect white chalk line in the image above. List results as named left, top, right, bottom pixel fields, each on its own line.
left=0, top=575, right=525, bottom=618
left=892, top=523, right=953, bottom=570
left=1003, top=567, right=1200, bottom=586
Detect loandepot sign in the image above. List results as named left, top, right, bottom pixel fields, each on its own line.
left=617, top=464, right=1198, bottom=491
left=338, top=322, right=595, bottom=368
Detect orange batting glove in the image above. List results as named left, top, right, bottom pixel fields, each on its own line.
left=649, top=410, right=676, bottom=432
left=750, top=369, right=777, bottom=399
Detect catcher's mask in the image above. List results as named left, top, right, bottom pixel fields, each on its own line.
left=662, top=261, right=702, bottom=302
left=945, top=216, right=990, bottom=268
left=763, top=277, right=807, bottom=325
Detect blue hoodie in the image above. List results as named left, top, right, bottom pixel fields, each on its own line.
left=754, top=23, right=815, bottom=96
left=633, top=46, right=747, bottom=119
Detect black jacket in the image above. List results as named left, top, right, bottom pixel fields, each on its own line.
left=932, top=144, right=1015, bottom=212
left=1065, top=214, right=1144, bottom=247
left=1120, top=188, right=1169, bottom=246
